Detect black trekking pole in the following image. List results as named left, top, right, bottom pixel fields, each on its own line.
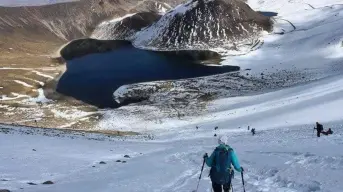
left=193, top=157, right=206, bottom=192
left=241, top=171, right=246, bottom=192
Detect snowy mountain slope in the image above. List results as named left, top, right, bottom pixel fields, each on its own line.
left=106, top=0, right=343, bottom=115
left=1, top=0, right=343, bottom=192
left=99, top=0, right=343, bottom=133
left=99, top=73, right=343, bottom=134
left=226, top=2, right=343, bottom=76
left=1, top=120, right=342, bottom=192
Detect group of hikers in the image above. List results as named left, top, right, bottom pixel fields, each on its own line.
left=314, top=122, right=333, bottom=137
left=198, top=122, right=334, bottom=192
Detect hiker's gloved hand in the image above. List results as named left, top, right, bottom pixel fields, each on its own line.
left=203, top=153, right=208, bottom=159
left=240, top=167, right=244, bottom=172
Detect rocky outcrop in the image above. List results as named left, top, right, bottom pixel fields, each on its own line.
left=42, top=181, right=54, bottom=185
left=91, top=12, right=162, bottom=40
left=133, top=0, right=272, bottom=51
left=60, top=39, right=131, bottom=60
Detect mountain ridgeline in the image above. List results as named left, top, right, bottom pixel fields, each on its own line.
left=133, top=0, right=272, bottom=51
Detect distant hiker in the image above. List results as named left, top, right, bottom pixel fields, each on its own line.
left=247, top=126, right=250, bottom=131
left=251, top=128, right=256, bottom=135
left=322, top=128, right=333, bottom=136
left=314, top=122, right=324, bottom=137
left=203, top=136, right=243, bottom=192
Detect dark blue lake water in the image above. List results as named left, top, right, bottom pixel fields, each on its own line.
left=57, top=44, right=239, bottom=108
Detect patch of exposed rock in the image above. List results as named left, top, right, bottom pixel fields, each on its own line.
left=91, top=12, right=162, bottom=40
left=60, top=39, right=131, bottom=60
left=42, top=181, right=54, bottom=185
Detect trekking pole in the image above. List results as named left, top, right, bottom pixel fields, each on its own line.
left=193, top=157, right=206, bottom=192
left=241, top=171, right=246, bottom=192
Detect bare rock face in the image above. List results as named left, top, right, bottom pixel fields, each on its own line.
left=42, top=181, right=54, bottom=185
left=60, top=39, right=131, bottom=60
left=91, top=12, right=162, bottom=40
left=133, top=0, right=272, bottom=51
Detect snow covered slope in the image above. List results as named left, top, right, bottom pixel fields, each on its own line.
left=226, top=0, right=343, bottom=76
left=1, top=119, right=343, bottom=192
left=1, top=0, right=343, bottom=191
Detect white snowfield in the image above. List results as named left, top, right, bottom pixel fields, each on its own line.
left=1, top=0, right=343, bottom=192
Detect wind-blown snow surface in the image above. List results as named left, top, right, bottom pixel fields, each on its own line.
left=1, top=0, right=343, bottom=191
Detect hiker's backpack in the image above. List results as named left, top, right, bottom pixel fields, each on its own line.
left=209, top=147, right=234, bottom=185
left=318, top=124, right=324, bottom=131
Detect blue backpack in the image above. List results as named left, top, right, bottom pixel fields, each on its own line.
left=209, top=147, right=234, bottom=185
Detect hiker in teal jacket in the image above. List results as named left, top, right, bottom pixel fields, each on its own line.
left=204, top=135, right=243, bottom=192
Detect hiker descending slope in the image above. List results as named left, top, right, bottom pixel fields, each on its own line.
left=203, top=136, right=244, bottom=192
left=314, top=122, right=324, bottom=137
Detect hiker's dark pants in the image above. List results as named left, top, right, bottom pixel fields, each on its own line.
left=212, top=182, right=231, bottom=192
left=317, top=131, right=321, bottom=137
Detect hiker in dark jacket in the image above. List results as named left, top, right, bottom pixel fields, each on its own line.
left=204, top=136, right=243, bottom=192
left=314, top=122, right=324, bottom=137
left=251, top=128, right=256, bottom=135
